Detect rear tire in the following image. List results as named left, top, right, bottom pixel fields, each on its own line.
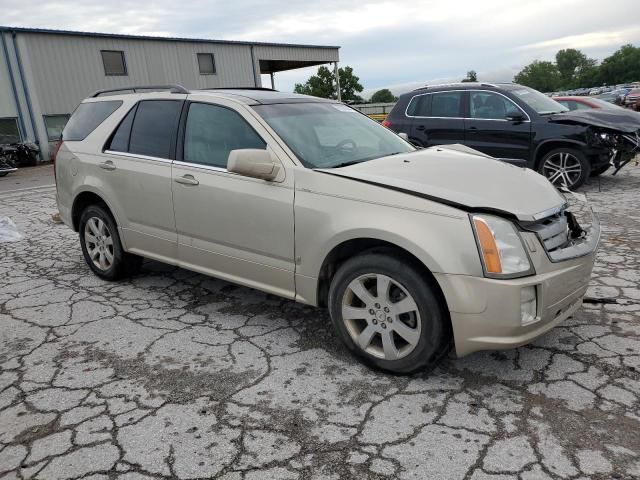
left=79, top=204, right=142, bottom=280
left=328, top=253, right=450, bottom=374
left=538, top=148, right=590, bottom=190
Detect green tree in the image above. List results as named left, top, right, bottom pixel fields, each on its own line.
left=599, top=44, right=640, bottom=85
left=293, top=65, right=364, bottom=102
left=514, top=60, right=561, bottom=92
left=370, top=88, right=397, bottom=103
left=339, top=66, right=364, bottom=103
left=461, top=70, right=477, bottom=82
left=293, top=66, right=335, bottom=98
left=555, top=49, right=598, bottom=88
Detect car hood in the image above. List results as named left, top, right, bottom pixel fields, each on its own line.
left=316, top=145, right=566, bottom=221
left=548, top=109, right=640, bottom=133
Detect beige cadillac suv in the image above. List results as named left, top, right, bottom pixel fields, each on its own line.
left=55, top=85, right=599, bottom=373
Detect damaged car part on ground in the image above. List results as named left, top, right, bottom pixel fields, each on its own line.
left=384, top=82, right=640, bottom=189
left=55, top=86, right=599, bottom=373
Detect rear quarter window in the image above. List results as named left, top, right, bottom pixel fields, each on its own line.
left=63, top=101, right=122, bottom=141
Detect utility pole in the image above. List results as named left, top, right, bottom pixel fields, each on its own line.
left=334, top=62, right=341, bottom=102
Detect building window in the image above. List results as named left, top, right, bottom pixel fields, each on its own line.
left=101, top=50, right=127, bottom=76
left=43, top=115, right=70, bottom=141
left=0, top=118, right=21, bottom=144
left=197, top=53, right=216, bottom=75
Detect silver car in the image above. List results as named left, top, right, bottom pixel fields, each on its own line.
left=55, top=86, right=599, bottom=373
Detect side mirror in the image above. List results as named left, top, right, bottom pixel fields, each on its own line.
left=506, top=114, right=525, bottom=123
left=227, top=149, right=281, bottom=181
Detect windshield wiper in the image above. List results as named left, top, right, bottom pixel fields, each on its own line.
left=329, top=152, right=406, bottom=169
left=330, top=160, right=365, bottom=169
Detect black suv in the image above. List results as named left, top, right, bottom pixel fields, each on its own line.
left=384, top=83, right=631, bottom=189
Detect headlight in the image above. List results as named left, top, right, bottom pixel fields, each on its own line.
left=470, top=214, right=533, bottom=278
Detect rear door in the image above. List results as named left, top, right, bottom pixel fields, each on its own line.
left=408, top=91, right=466, bottom=147
left=102, top=98, right=184, bottom=262
left=464, top=90, right=531, bottom=166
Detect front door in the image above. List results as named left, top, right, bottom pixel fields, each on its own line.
left=171, top=99, right=296, bottom=298
left=464, top=91, right=532, bottom=166
left=409, top=91, right=466, bottom=147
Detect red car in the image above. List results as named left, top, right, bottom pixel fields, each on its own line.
left=624, top=89, right=640, bottom=109
left=553, top=96, right=625, bottom=111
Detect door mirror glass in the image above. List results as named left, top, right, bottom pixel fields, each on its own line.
left=227, top=149, right=280, bottom=181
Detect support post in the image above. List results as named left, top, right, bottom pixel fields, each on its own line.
left=334, top=62, right=341, bottom=102
left=270, top=72, right=275, bottom=90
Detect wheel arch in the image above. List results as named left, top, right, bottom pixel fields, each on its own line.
left=71, top=189, right=118, bottom=232
left=533, top=139, right=588, bottom=169
left=315, top=238, right=451, bottom=322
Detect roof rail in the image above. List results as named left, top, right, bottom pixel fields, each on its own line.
left=202, top=87, right=278, bottom=92
left=90, top=84, right=189, bottom=98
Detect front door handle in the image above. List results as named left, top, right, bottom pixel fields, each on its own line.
left=99, top=160, right=116, bottom=171
left=175, top=174, right=199, bottom=186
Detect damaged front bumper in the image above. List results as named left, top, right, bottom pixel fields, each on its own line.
left=435, top=191, right=599, bottom=357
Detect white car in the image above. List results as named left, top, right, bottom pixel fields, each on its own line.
left=55, top=86, right=600, bottom=373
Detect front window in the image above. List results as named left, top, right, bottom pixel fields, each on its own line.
left=509, top=86, right=568, bottom=115
left=469, top=91, right=522, bottom=119
left=253, top=103, right=414, bottom=169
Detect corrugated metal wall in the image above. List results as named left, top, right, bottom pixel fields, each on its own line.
left=0, top=39, right=18, bottom=118
left=0, top=29, right=339, bottom=159
left=20, top=33, right=260, bottom=114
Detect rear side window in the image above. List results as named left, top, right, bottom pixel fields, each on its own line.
left=406, top=94, right=432, bottom=117
left=63, top=101, right=122, bottom=141
left=106, top=105, right=137, bottom=152
left=128, top=100, right=183, bottom=159
left=431, top=92, right=463, bottom=118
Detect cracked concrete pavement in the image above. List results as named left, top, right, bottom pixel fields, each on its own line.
left=1, top=165, right=639, bottom=479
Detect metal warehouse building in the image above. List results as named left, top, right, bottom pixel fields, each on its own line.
left=0, top=26, right=340, bottom=159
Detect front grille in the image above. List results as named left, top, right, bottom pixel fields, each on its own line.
left=524, top=213, right=570, bottom=252
left=521, top=192, right=598, bottom=261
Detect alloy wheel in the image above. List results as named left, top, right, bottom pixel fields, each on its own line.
left=84, top=217, right=114, bottom=271
left=341, top=273, right=421, bottom=360
left=542, top=152, right=582, bottom=188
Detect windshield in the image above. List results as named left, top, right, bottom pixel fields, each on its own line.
left=510, top=87, right=569, bottom=115
left=253, top=103, right=414, bottom=168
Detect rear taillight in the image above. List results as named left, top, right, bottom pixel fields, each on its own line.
left=52, top=140, right=63, bottom=187
left=382, top=119, right=391, bottom=128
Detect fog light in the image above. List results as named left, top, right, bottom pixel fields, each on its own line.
left=521, top=286, right=537, bottom=325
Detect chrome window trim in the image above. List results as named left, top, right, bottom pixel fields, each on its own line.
left=404, top=89, right=531, bottom=122
left=103, top=150, right=172, bottom=164
left=173, top=159, right=229, bottom=173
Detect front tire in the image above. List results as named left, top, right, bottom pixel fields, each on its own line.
left=328, top=253, right=450, bottom=374
left=79, top=204, right=142, bottom=280
left=538, top=148, right=590, bottom=190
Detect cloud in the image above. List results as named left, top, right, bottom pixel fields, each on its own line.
left=2, top=0, right=639, bottom=95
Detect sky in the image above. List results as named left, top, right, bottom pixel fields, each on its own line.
left=2, top=0, right=639, bottom=97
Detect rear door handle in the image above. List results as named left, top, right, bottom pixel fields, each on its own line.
left=99, top=160, right=116, bottom=171
left=416, top=125, right=426, bottom=131
left=175, top=174, right=199, bottom=186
